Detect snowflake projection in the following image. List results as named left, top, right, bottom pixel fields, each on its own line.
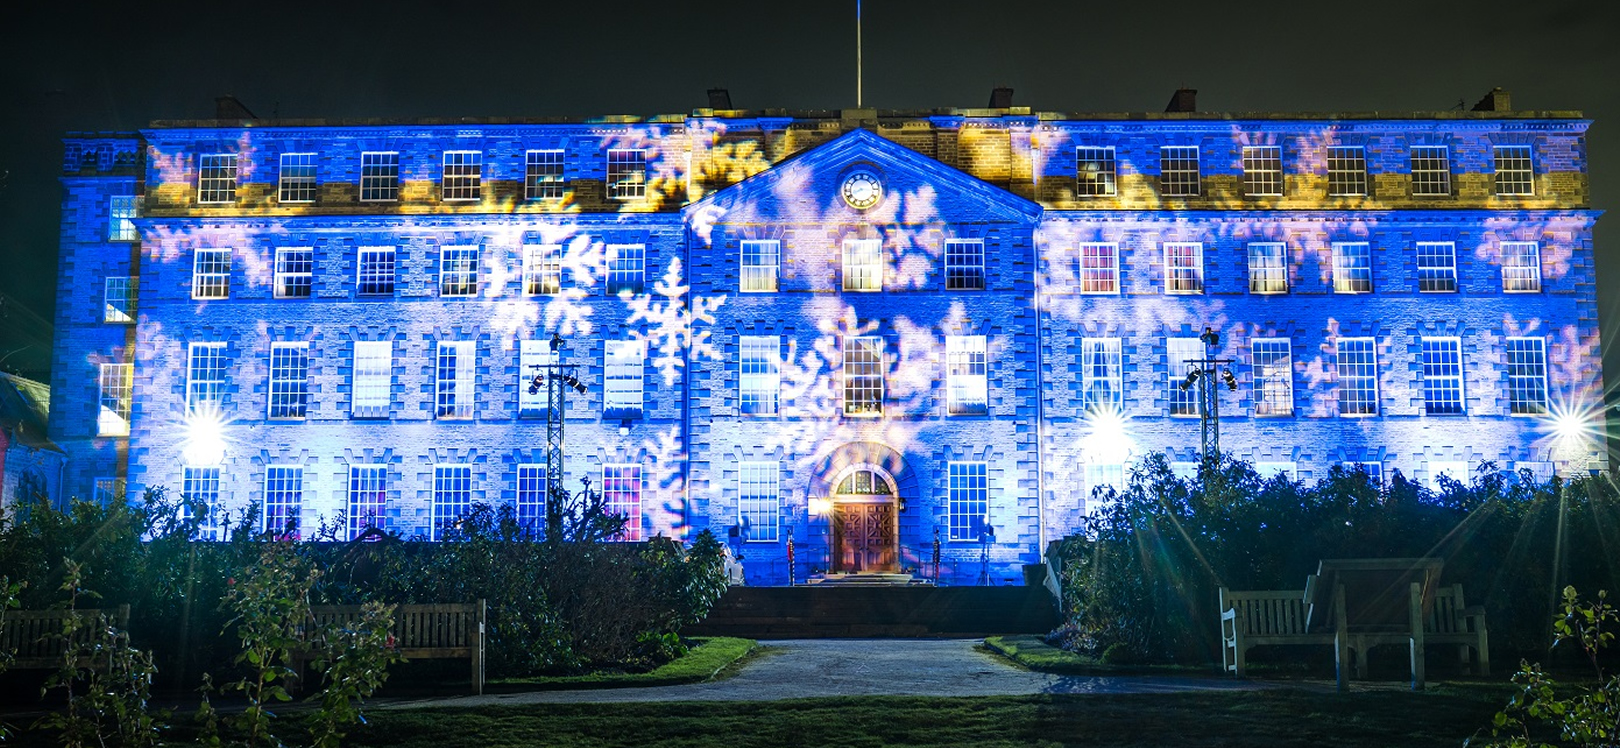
left=623, top=258, right=727, bottom=385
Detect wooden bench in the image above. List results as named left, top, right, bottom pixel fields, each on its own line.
left=297, top=600, right=486, bottom=695
left=1, top=605, right=132, bottom=670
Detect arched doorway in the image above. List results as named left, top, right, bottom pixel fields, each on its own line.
left=829, top=465, right=898, bottom=573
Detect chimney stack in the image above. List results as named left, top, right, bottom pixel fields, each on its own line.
left=707, top=88, right=733, bottom=110
left=1471, top=87, right=1512, bottom=112
left=988, top=87, right=1014, bottom=109
left=1165, top=88, right=1197, bottom=113
left=215, top=95, right=257, bottom=120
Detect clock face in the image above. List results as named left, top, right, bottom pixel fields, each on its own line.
left=841, top=171, right=883, bottom=210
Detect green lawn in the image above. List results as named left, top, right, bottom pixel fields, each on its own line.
left=487, top=637, right=757, bottom=691
left=983, top=635, right=1205, bottom=676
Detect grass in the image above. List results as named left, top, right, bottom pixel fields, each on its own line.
left=486, top=637, right=757, bottom=691
left=983, top=635, right=1205, bottom=675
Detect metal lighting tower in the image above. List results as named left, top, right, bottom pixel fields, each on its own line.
left=1178, top=327, right=1239, bottom=460
left=528, top=333, right=587, bottom=539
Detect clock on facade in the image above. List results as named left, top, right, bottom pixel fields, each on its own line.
left=841, top=170, right=883, bottom=210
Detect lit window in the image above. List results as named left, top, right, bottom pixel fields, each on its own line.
left=1080, top=338, right=1122, bottom=410
left=278, top=153, right=317, bottom=203
left=359, top=152, right=400, bottom=202
left=740, top=240, right=780, bottom=292
left=1494, top=145, right=1534, bottom=196
left=606, top=148, right=646, bottom=200
left=1255, top=462, right=1298, bottom=481
left=1075, top=146, right=1117, bottom=197
left=739, top=336, right=780, bottom=416
left=356, top=247, right=396, bottom=296
left=1251, top=338, right=1293, bottom=416
left=946, top=335, right=988, bottom=416
left=1416, top=242, right=1457, bottom=293
left=843, top=239, right=882, bottom=291
left=93, top=477, right=126, bottom=504
left=1078, top=243, right=1118, bottom=294
left=432, top=465, right=473, bottom=540
left=1247, top=243, right=1287, bottom=294
left=1327, top=146, right=1368, bottom=197
left=1505, top=337, right=1548, bottom=415
left=739, top=462, right=780, bottom=542
left=1336, top=337, right=1379, bottom=416
left=435, top=341, right=474, bottom=419
left=186, top=342, right=227, bottom=411
left=516, top=464, right=546, bottom=537
left=1170, top=462, right=1199, bottom=482
left=268, top=343, right=309, bottom=420
left=1159, top=146, right=1201, bottom=197
left=1242, top=145, right=1283, bottom=196
left=352, top=340, right=392, bottom=419
left=1513, top=461, right=1554, bottom=485
left=274, top=248, right=313, bottom=299
left=104, top=277, right=137, bottom=323
left=605, top=244, right=645, bottom=295
left=1332, top=242, right=1372, bottom=293
left=1410, top=146, right=1452, bottom=196
left=1501, top=242, right=1542, bottom=292
left=347, top=465, right=387, bottom=540
left=842, top=336, right=884, bottom=416
left=192, top=248, right=231, bottom=299
left=1342, top=461, right=1383, bottom=483
left=1167, top=337, right=1203, bottom=417
left=98, top=362, right=133, bottom=436
left=605, top=339, right=646, bottom=415
left=108, top=196, right=139, bottom=241
left=197, top=154, right=238, bottom=204
left=263, top=466, right=302, bottom=538
left=602, top=464, right=642, bottom=541
left=525, top=150, right=565, bottom=200
left=1428, top=460, right=1470, bottom=492
left=523, top=244, right=562, bottom=295
left=439, top=246, right=479, bottom=297
left=441, top=151, right=482, bottom=201
left=518, top=339, right=557, bottom=419
left=1421, top=337, right=1464, bottom=415
left=947, top=461, right=989, bottom=541
left=182, top=466, right=224, bottom=541
left=944, top=239, right=985, bottom=291
left=1085, top=463, right=1125, bottom=501
left=1164, top=242, right=1203, bottom=294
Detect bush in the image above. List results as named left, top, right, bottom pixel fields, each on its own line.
left=1470, top=586, right=1620, bottom=747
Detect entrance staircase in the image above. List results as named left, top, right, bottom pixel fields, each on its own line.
left=687, top=578, right=1060, bottom=638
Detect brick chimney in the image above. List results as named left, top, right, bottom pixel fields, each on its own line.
left=988, top=87, right=1014, bottom=109
left=707, top=88, right=733, bottom=110
left=215, top=95, right=257, bottom=120
left=1165, top=88, right=1197, bottom=113
left=1471, top=87, right=1511, bottom=112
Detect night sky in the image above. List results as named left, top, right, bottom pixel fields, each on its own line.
left=3, top=0, right=1617, bottom=401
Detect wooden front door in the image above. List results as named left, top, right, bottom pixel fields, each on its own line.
left=832, top=501, right=897, bottom=573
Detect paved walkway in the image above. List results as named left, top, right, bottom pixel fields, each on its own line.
left=384, top=639, right=1268, bottom=709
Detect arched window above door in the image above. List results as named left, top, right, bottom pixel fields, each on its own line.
left=835, top=467, right=893, bottom=495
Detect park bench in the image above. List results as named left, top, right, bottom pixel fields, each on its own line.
left=296, top=600, right=486, bottom=695
left=1, top=604, right=132, bottom=671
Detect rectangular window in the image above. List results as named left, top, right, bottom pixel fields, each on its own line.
left=1494, top=145, right=1534, bottom=196
left=359, top=152, right=400, bottom=202
left=263, top=466, right=302, bottom=538
left=516, top=464, right=546, bottom=536
left=108, top=195, right=139, bottom=241
left=740, top=240, right=780, bottom=292
left=1332, top=242, right=1372, bottom=293
left=1501, top=242, right=1542, bottom=292
left=1085, top=463, right=1125, bottom=499
left=1421, top=337, right=1465, bottom=415
left=1342, top=461, right=1383, bottom=483
left=1416, top=242, right=1457, bottom=293
left=278, top=153, right=318, bottom=203
left=98, top=362, right=133, bottom=436
left=946, top=335, right=988, bottom=416
left=1506, top=337, right=1549, bottom=415
left=1252, top=338, right=1293, bottom=416
left=1326, top=146, right=1368, bottom=197
left=605, top=244, right=645, bottom=295
left=1247, top=243, right=1288, bottom=294
left=104, top=276, right=137, bottom=323
left=356, top=247, right=396, bottom=296
left=739, top=335, right=780, bottom=416
left=432, top=465, right=473, bottom=540
left=1170, top=462, right=1199, bottom=482
left=273, top=248, right=313, bottom=299
left=186, top=342, right=227, bottom=411
left=1242, top=145, right=1283, bottom=196
left=439, top=246, right=479, bottom=297
left=1410, top=145, right=1452, bottom=196
left=1255, top=462, right=1299, bottom=481
left=523, top=244, right=562, bottom=295
left=1336, top=337, right=1379, bottom=416
left=1078, top=243, right=1119, bottom=294
left=1514, top=461, right=1555, bottom=485
left=1167, top=337, right=1203, bottom=417
left=842, top=336, right=884, bottom=416
left=525, top=149, right=565, bottom=200
left=602, top=464, right=642, bottom=541
left=1080, top=337, right=1122, bottom=410
left=435, top=341, right=474, bottom=419
left=441, top=151, right=482, bottom=201
left=518, top=339, right=557, bottom=419
left=352, top=340, right=391, bottom=418
left=192, top=248, right=231, bottom=299
left=1164, top=242, right=1203, bottom=294
left=1075, top=146, right=1118, bottom=197
left=947, top=461, right=989, bottom=541
left=1159, top=145, right=1201, bottom=197
left=182, top=466, right=224, bottom=541
left=268, top=343, right=309, bottom=419
left=944, top=239, right=985, bottom=291
left=739, top=462, right=780, bottom=542
left=197, top=154, right=238, bottom=204
left=1428, top=461, right=1470, bottom=492
left=94, top=477, right=126, bottom=505
left=606, top=148, right=647, bottom=200
left=842, top=238, right=882, bottom=291
left=605, top=339, right=646, bottom=415
left=347, top=465, right=387, bottom=540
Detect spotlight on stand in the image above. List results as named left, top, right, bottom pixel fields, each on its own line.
left=1221, top=369, right=1238, bottom=391
left=618, top=418, right=632, bottom=437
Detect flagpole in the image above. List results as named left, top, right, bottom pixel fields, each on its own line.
left=856, top=0, right=863, bottom=107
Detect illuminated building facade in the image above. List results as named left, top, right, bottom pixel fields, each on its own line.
left=46, top=95, right=1603, bottom=583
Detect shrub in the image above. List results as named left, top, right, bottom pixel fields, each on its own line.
left=1470, top=586, right=1620, bottom=747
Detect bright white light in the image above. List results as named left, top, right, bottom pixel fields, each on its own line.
left=808, top=497, right=832, bottom=517
left=181, top=408, right=228, bottom=466
left=1079, top=405, right=1135, bottom=465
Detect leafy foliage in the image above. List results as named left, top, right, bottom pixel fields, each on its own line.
left=1470, top=587, right=1620, bottom=747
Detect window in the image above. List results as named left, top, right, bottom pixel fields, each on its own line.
left=518, top=339, right=556, bottom=418
left=182, top=466, right=224, bottom=541
left=197, top=154, right=238, bottom=204
left=1494, top=145, right=1534, bottom=196
left=432, top=465, right=473, bottom=540
left=1421, top=337, right=1464, bottom=415
left=1501, top=242, right=1542, bottom=292
left=842, top=336, right=884, bottom=416
left=944, top=240, right=985, bottom=291
left=1159, top=146, right=1201, bottom=197
left=94, top=478, right=126, bottom=505
left=186, top=342, right=227, bottom=411
left=605, top=339, right=646, bottom=415
left=352, top=340, right=392, bottom=418
left=740, top=240, right=780, bottom=292
left=946, top=335, right=988, bottom=415
left=1336, top=338, right=1379, bottom=416
left=356, top=247, right=396, bottom=296
left=274, top=248, right=313, bottom=299
left=1164, top=242, right=1203, bottom=294
left=516, top=464, right=546, bottom=536
left=1167, top=337, right=1203, bottom=417
left=1332, top=242, right=1372, bottom=293
left=739, top=336, right=780, bottom=416
left=1327, top=146, right=1368, bottom=196
left=602, top=464, right=642, bottom=541
left=359, top=152, right=400, bottom=202
left=1255, top=462, right=1299, bottom=481
left=192, top=248, right=231, bottom=299
left=278, top=153, right=317, bottom=203
left=947, top=462, right=989, bottom=541
left=1080, top=338, right=1122, bottom=410
left=108, top=195, right=139, bottom=241
left=1170, top=462, right=1199, bottom=482
left=1242, top=146, right=1283, bottom=196
left=1416, top=242, right=1457, bottom=292
left=1342, top=461, right=1383, bottom=483
left=1428, top=461, right=1470, bottom=492
left=1505, top=337, right=1548, bottom=415
left=1514, top=461, right=1555, bottom=485
left=439, top=246, right=479, bottom=297
left=98, top=362, right=133, bottom=436
left=1251, top=338, right=1293, bottom=417
left=347, top=465, right=387, bottom=539
left=739, top=462, right=780, bottom=542
left=525, top=149, right=565, bottom=199
left=606, top=148, right=646, bottom=200
left=267, top=343, right=309, bottom=419
left=1075, top=146, right=1117, bottom=197
left=836, top=468, right=892, bottom=495
left=523, top=244, right=562, bottom=295
left=441, top=151, right=482, bottom=201
left=263, top=466, right=302, bottom=538
left=1085, top=463, right=1125, bottom=499
left=605, top=244, right=645, bottom=295
left=1247, top=243, right=1287, bottom=294
left=435, top=341, right=474, bottom=419
left=104, top=277, right=137, bottom=323
left=1410, top=146, right=1452, bottom=196
left=843, top=238, right=882, bottom=291
left=1078, top=243, right=1118, bottom=294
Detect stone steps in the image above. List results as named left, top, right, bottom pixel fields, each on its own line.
left=687, top=584, right=1060, bottom=638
